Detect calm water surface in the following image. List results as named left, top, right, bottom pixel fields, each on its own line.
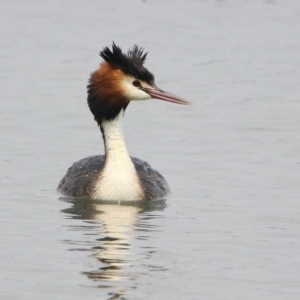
left=1, top=0, right=300, bottom=299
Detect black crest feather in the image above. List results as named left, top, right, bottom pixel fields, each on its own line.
left=100, top=42, right=154, bottom=84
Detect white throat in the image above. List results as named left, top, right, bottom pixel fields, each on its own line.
left=93, top=110, right=144, bottom=201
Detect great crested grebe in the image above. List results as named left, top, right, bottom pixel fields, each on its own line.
left=58, top=43, right=189, bottom=201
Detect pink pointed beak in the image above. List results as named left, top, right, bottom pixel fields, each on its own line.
left=142, top=87, right=191, bottom=105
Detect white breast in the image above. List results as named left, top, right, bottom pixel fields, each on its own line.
left=92, top=112, right=144, bottom=201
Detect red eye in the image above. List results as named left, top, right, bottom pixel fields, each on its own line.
left=132, top=80, right=141, bottom=87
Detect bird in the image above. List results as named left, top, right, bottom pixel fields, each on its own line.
left=58, top=43, right=189, bottom=201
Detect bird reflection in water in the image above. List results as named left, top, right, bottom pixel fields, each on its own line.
left=60, top=197, right=166, bottom=298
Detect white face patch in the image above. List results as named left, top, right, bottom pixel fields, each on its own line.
left=121, top=76, right=152, bottom=101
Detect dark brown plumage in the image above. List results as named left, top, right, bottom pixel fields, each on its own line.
left=88, top=63, right=129, bottom=123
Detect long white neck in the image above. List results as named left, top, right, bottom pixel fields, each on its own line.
left=102, top=111, right=129, bottom=161
left=93, top=111, right=144, bottom=201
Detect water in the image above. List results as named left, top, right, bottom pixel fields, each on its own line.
left=1, top=0, right=300, bottom=299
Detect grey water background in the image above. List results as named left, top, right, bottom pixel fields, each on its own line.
left=1, top=0, right=300, bottom=299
